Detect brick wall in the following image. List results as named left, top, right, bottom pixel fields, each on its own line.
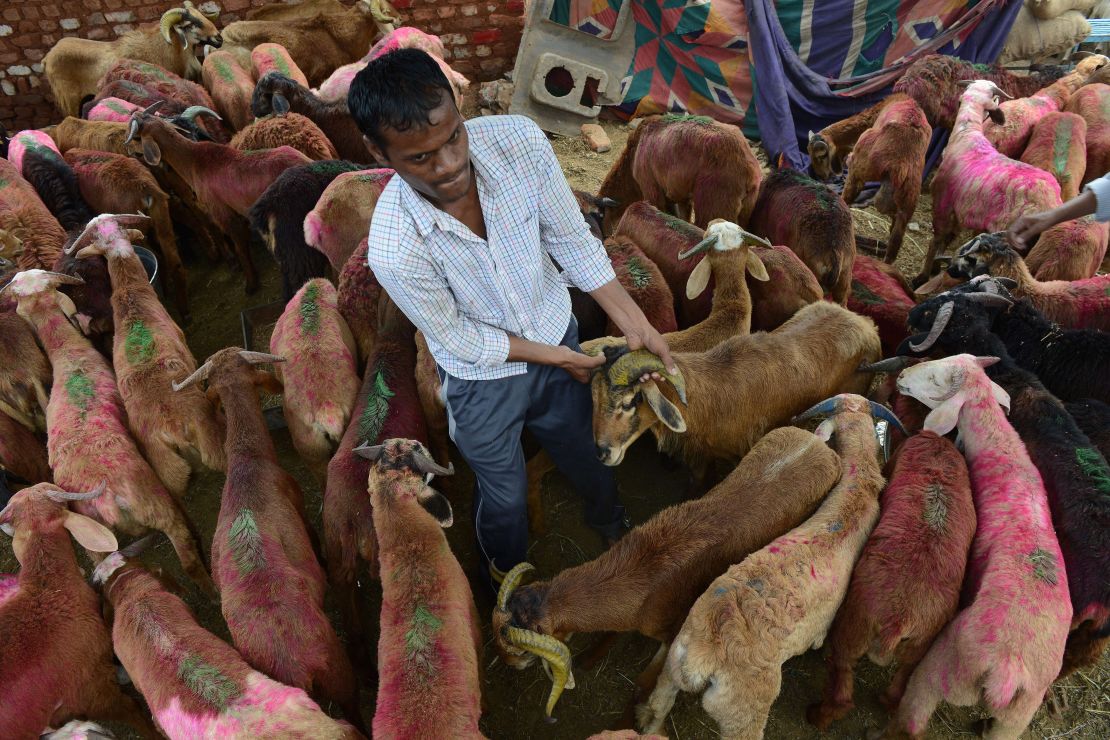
left=0, top=0, right=523, bottom=132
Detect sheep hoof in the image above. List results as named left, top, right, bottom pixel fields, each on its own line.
left=1046, top=688, right=1069, bottom=718
left=806, top=702, right=842, bottom=731
left=972, top=717, right=993, bottom=737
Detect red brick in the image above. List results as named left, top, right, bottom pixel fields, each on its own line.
left=392, top=0, right=413, bottom=7
left=41, top=6, right=61, bottom=19
left=2, top=8, right=20, bottom=23
left=0, top=52, right=18, bottom=65
left=471, top=28, right=501, bottom=45
left=25, top=49, right=45, bottom=62
left=412, top=7, right=436, bottom=20
left=505, top=0, right=525, bottom=12
left=456, top=16, right=484, bottom=29
left=23, top=6, right=40, bottom=21
left=104, top=0, right=125, bottom=9
left=489, top=13, right=523, bottom=27
left=87, top=26, right=110, bottom=39
left=10, top=34, right=37, bottom=48
left=437, top=6, right=456, bottom=17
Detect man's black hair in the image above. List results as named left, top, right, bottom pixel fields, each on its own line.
left=347, top=48, right=456, bottom=149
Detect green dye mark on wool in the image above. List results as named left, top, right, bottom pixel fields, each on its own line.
left=1028, top=547, right=1059, bottom=585
left=66, top=370, right=95, bottom=417
left=358, top=366, right=395, bottom=443
left=124, top=320, right=156, bottom=365
left=213, top=58, right=236, bottom=84
left=298, top=282, right=320, bottom=335
left=1052, top=119, right=1073, bottom=178
left=971, top=63, right=992, bottom=72
left=922, top=483, right=949, bottom=530
left=1076, top=447, right=1110, bottom=494
left=106, top=100, right=131, bottom=115
left=228, top=509, right=266, bottom=575
left=626, top=256, right=651, bottom=288
left=0, top=177, right=10, bottom=190
left=661, top=113, right=715, bottom=126
left=177, top=653, right=241, bottom=709
left=851, top=280, right=884, bottom=305
left=658, top=211, right=699, bottom=236
left=268, top=49, right=293, bottom=77
left=404, top=603, right=443, bottom=675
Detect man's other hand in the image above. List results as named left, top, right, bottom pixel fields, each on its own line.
left=558, top=346, right=606, bottom=383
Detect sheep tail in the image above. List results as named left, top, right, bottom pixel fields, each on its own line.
left=982, top=653, right=1028, bottom=710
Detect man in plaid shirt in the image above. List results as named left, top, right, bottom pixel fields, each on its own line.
left=349, top=49, right=675, bottom=589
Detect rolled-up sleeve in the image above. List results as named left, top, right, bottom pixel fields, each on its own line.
left=371, top=260, right=510, bottom=368
left=1083, top=173, right=1110, bottom=221
left=530, top=125, right=616, bottom=292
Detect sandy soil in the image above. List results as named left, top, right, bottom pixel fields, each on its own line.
left=2, top=114, right=1108, bottom=740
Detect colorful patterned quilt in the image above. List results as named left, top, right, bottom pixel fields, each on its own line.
left=548, top=0, right=1023, bottom=167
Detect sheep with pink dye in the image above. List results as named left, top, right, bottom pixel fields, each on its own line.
left=86, top=97, right=142, bottom=123
left=879, top=354, right=1072, bottom=739
left=1, top=269, right=212, bottom=592
left=312, top=27, right=468, bottom=107
left=7, top=129, right=63, bottom=174
left=93, top=544, right=363, bottom=739
left=807, top=431, right=976, bottom=731
left=920, top=80, right=1063, bottom=285
left=68, top=214, right=226, bottom=496
left=173, top=347, right=363, bottom=731
left=270, top=278, right=360, bottom=480
left=0, top=482, right=156, bottom=738
left=638, top=394, right=898, bottom=738
left=304, top=168, right=394, bottom=271
left=354, top=438, right=485, bottom=739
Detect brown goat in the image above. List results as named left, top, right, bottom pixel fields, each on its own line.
left=337, top=237, right=382, bottom=365
left=842, top=97, right=931, bottom=265
left=70, top=215, right=225, bottom=497
left=808, top=96, right=900, bottom=179
left=0, top=483, right=156, bottom=739
left=492, top=426, right=841, bottom=719
left=95, top=550, right=363, bottom=739
left=126, top=107, right=313, bottom=293
left=174, top=348, right=363, bottom=729
left=230, top=113, right=340, bottom=161
left=3, top=269, right=213, bottom=592
left=0, top=409, right=51, bottom=486
left=598, top=115, right=762, bottom=230
left=0, top=304, right=51, bottom=433
left=202, top=50, right=257, bottom=132
left=590, top=301, right=880, bottom=472
left=748, top=167, right=856, bottom=304
left=1019, top=111, right=1088, bottom=201
left=44, top=3, right=222, bottom=116
left=63, top=149, right=190, bottom=321
left=0, top=157, right=67, bottom=270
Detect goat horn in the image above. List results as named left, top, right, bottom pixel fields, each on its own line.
left=989, top=83, right=1013, bottom=99
left=180, top=106, right=221, bottom=122
left=607, top=350, right=687, bottom=405
left=956, top=235, right=983, bottom=257
left=867, top=402, right=908, bottom=438
left=503, top=626, right=572, bottom=720
left=858, top=356, right=913, bottom=374
left=143, top=100, right=166, bottom=116
left=909, top=301, right=954, bottom=353
left=119, top=533, right=159, bottom=558
left=159, top=8, right=186, bottom=44
left=412, top=449, right=454, bottom=477
left=46, top=480, right=108, bottom=503
left=124, top=117, right=140, bottom=145
left=172, top=359, right=213, bottom=391
left=931, top=365, right=967, bottom=403
left=792, top=396, right=842, bottom=424
left=352, top=443, right=384, bottom=461
left=238, top=351, right=285, bottom=365
left=964, top=292, right=1013, bottom=308
left=42, top=271, right=86, bottom=286
left=496, top=562, right=535, bottom=611
left=678, top=234, right=717, bottom=260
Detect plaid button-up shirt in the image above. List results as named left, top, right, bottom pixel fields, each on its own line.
left=366, top=115, right=616, bottom=380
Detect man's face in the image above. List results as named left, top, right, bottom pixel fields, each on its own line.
left=364, top=89, right=472, bottom=206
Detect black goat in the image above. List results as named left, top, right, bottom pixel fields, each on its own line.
left=252, top=72, right=372, bottom=163
left=1066, top=399, right=1110, bottom=463
left=21, top=149, right=95, bottom=232
left=892, top=290, right=1110, bottom=681
left=249, top=159, right=361, bottom=301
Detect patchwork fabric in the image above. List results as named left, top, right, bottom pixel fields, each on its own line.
left=548, top=0, right=1024, bottom=167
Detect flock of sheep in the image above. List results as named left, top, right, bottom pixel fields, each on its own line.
left=0, top=1, right=1109, bottom=738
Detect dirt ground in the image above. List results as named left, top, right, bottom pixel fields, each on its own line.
left=3, top=115, right=1109, bottom=740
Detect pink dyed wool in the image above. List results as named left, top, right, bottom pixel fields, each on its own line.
left=888, top=354, right=1072, bottom=738
left=86, top=98, right=141, bottom=123
left=0, top=573, right=17, bottom=607
left=8, top=129, right=62, bottom=174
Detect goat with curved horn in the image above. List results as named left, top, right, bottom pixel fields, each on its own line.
left=495, top=562, right=574, bottom=721
left=46, top=480, right=108, bottom=503
left=909, top=301, right=955, bottom=352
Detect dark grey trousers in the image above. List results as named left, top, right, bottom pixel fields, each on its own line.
left=437, top=320, right=625, bottom=579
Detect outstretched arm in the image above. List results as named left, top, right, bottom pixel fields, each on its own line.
left=1008, top=188, right=1099, bottom=252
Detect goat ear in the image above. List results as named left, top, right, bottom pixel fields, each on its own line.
left=643, top=382, right=686, bottom=433
left=975, top=356, right=1001, bottom=368
left=417, top=488, right=453, bottom=528
left=922, top=396, right=962, bottom=437
left=686, top=256, right=712, bottom=300
left=746, top=250, right=770, bottom=282
left=63, top=511, right=119, bottom=553
left=141, top=138, right=161, bottom=167
left=987, top=108, right=1006, bottom=126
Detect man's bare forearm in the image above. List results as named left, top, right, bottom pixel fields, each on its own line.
left=588, top=278, right=649, bottom=335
